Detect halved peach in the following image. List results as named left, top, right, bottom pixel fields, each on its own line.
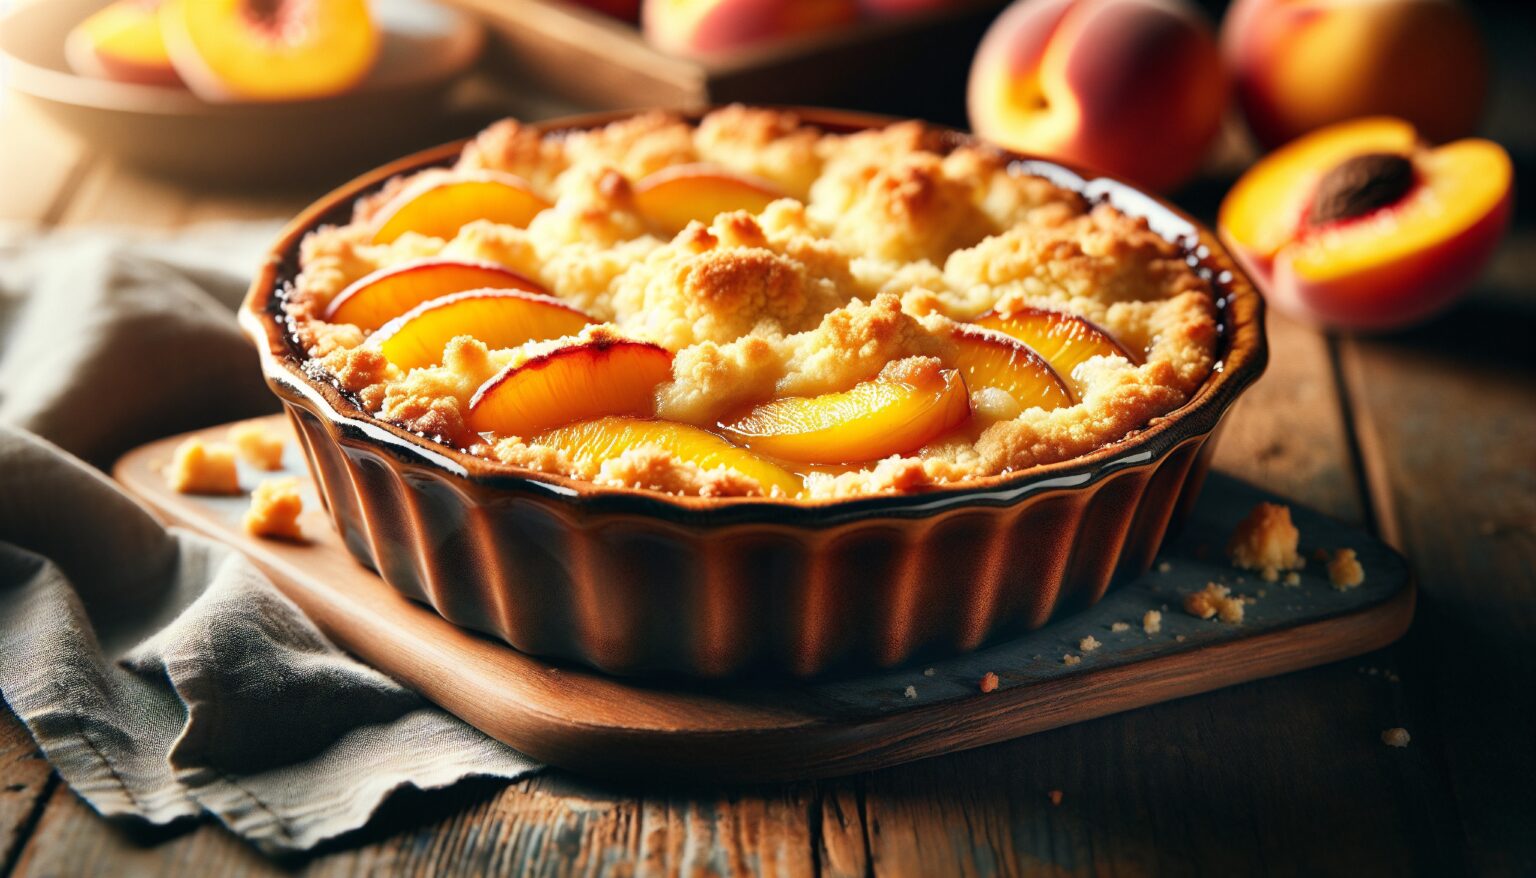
left=1219, top=117, right=1513, bottom=330
left=65, top=0, right=182, bottom=87
left=372, top=173, right=552, bottom=245
left=324, top=259, right=546, bottom=330
left=159, top=0, right=379, bottom=102
left=975, top=308, right=1134, bottom=398
left=538, top=416, right=802, bottom=497
left=371, top=290, right=593, bottom=371
left=721, top=365, right=970, bottom=464
left=950, top=325, right=1074, bottom=410
left=467, top=339, right=673, bottom=437
left=632, top=164, right=785, bottom=237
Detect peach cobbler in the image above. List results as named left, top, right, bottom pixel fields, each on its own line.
left=280, top=107, right=1220, bottom=499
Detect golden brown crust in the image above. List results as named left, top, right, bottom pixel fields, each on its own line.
left=243, top=477, right=304, bottom=541
left=1228, top=502, right=1305, bottom=582
left=284, top=106, right=1221, bottom=499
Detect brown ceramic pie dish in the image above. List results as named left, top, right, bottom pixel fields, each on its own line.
left=240, top=107, right=1267, bottom=678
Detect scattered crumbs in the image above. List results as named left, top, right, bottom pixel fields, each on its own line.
left=1175, top=635, right=1187, bottom=642
left=979, top=671, right=1000, bottom=693
left=1143, top=609, right=1163, bottom=635
left=1327, top=548, right=1366, bottom=590
left=243, top=477, right=304, bottom=541
left=1062, top=654, right=1081, bottom=666
left=1283, top=571, right=1301, bottom=587
left=1079, top=635, right=1102, bottom=652
left=1157, top=561, right=1173, bottom=574
left=227, top=421, right=287, bottom=471
left=1381, top=727, right=1411, bottom=748
left=1110, top=621, right=1131, bottom=633
left=922, top=667, right=936, bottom=677
left=1048, top=790, right=1063, bottom=806
left=1228, top=502, right=1304, bottom=582
left=903, top=685, right=918, bottom=700
left=167, top=437, right=242, bottom=496
left=1183, top=582, right=1245, bottom=623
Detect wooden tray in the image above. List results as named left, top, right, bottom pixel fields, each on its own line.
left=445, top=0, right=1008, bottom=126
left=114, top=417, right=1414, bottom=782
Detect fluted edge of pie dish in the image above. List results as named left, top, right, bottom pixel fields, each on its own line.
left=240, top=107, right=1267, bottom=677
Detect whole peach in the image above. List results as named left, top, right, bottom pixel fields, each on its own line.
left=967, top=0, right=1227, bottom=192
left=642, top=0, right=859, bottom=58
left=1222, top=0, right=1488, bottom=149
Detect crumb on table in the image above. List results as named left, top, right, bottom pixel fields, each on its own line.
left=1228, top=501, right=1304, bottom=582
left=1110, top=621, right=1130, bottom=633
left=1079, top=635, right=1101, bottom=652
left=979, top=671, right=1000, bottom=693
left=1183, top=582, right=1245, bottom=623
left=228, top=422, right=287, bottom=471
left=1048, top=790, right=1063, bottom=806
left=1062, top=654, right=1081, bottom=666
left=1143, top=609, right=1162, bottom=635
left=1283, top=571, right=1301, bottom=586
left=243, top=477, right=304, bottom=541
left=167, top=437, right=241, bottom=495
left=1381, top=727, right=1411, bottom=748
left=922, top=667, right=936, bottom=677
left=1157, top=561, right=1173, bottom=574
left=903, top=685, right=917, bottom=700
left=1327, top=548, right=1366, bottom=590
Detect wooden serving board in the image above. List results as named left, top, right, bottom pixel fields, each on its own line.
left=115, top=417, right=1415, bottom=783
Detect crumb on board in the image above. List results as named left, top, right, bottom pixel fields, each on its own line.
left=167, top=437, right=241, bottom=495
left=1381, top=727, right=1411, bottom=748
left=1110, top=621, right=1130, bottom=633
left=1282, top=571, right=1301, bottom=587
left=1228, top=501, right=1304, bottom=582
left=1048, top=790, right=1063, bottom=806
left=243, top=477, right=304, bottom=541
left=1157, top=561, right=1172, bottom=573
left=1143, top=609, right=1162, bottom=635
left=1184, top=582, right=1245, bottom=623
left=979, top=671, right=1000, bottom=693
left=1175, top=635, right=1186, bottom=642
left=903, top=685, right=917, bottom=700
left=1327, top=548, right=1366, bottom=590
left=1079, top=635, right=1101, bottom=652
left=923, top=667, right=936, bottom=677
left=227, top=422, right=287, bottom=471
left=1062, top=654, right=1081, bottom=666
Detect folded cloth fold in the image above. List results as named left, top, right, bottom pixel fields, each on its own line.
left=0, top=225, right=540, bottom=855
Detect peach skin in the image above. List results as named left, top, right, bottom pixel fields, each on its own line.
left=642, top=0, right=859, bottom=58
left=967, top=0, right=1227, bottom=192
left=1219, top=117, right=1513, bottom=331
left=1222, top=0, right=1488, bottom=149
left=65, top=0, right=182, bottom=87
left=325, top=259, right=548, bottom=331
left=159, top=0, right=380, bottom=102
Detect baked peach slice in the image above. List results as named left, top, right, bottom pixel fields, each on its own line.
left=372, top=290, right=593, bottom=371
left=324, top=259, right=546, bottom=331
left=950, top=325, right=1073, bottom=410
left=467, top=339, right=673, bottom=437
left=372, top=173, right=552, bottom=245
left=633, top=164, right=786, bottom=237
left=721, top=363, right=970, bottom=464
left=1219, top=117, right=1513, bottom=330
left=975, top=308, right=1134, bottom=398
left=159, top=0, right=379, bottom=102
left=65, top=0, right=182, bottom=87
left=538, top=417, right=802, bottom=497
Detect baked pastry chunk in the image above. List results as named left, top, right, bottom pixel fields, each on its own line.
left=282, top=107, right=1220, bottom=499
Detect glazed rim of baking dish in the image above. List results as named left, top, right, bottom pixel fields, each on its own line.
left=242, top=107, right=1267, bottom=525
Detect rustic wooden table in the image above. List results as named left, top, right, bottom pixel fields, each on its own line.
left=0, top=93, right=1531, bottom=876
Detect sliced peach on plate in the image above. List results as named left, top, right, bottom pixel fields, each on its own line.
left=324, top=259, right=546, bottom=330
left=158, top=0, right=380, bottom=102
left=642, top=0, right=859, bottom=59
left=975, top=307, right=1134, bottom=398
left=632, top=164, right=785, bottom=237
left=467, top=339, right=674, bottom=437
left=371, top=290, right=593, bottom=371
left=720, top=364, right=970, bottom=464
left=950, top=325, right=1073, bottom=410
left=65, top=0, right=182, bottom=87
left=538, top=416, right=802, bottom=497
left=1218, top=117, right=1513, bottom=330
left=372, top=173, right=552, bottom=244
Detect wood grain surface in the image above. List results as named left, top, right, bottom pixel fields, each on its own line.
left=2, top=67, right=1533, bottom=874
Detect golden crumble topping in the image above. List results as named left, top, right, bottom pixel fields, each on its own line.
left=1184, top=582, right=1246, bottom=623
left=1228, top=502, right=1304, bottom=581
left=284, top=107, right=1221, bottom=499
left=167, top=437, right=240, bottom=496
left=227, top=422, right=286, bottom=471
left=1142, top=609, right=1163, bottom=635
left=1327, top=548, right=1366, bottom=590
left=244, top=477, right=304, bottom=541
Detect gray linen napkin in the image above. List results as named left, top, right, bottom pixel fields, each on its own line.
left=0, top=225, right=540, bottom=854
